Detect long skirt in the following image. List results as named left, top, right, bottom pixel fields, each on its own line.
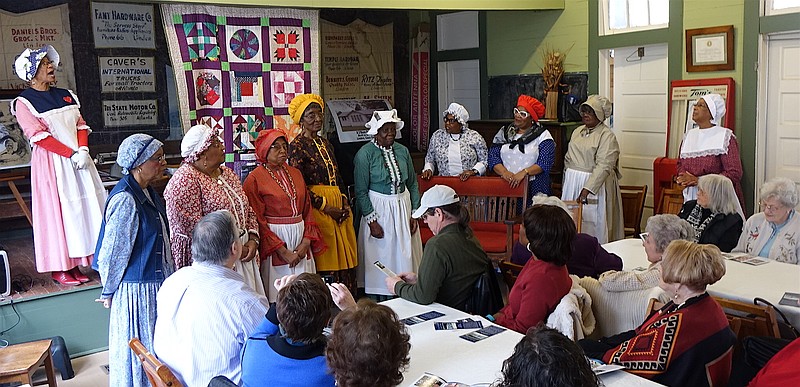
left=309, top=185, right=358, bottom=272
left=261, top=218, right=317, bottom=302
left=358, top=190, right=423, bottom=296
left=562, top=168, right=610, bottom=243
left=108, top=282, right=160, bottom=387
left=234, top=233, right=266, bottom=297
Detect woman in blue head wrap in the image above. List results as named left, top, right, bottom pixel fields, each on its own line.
left=93, top=133, right=175, bottom=387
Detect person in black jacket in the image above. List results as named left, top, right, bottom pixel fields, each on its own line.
left=678, top=174, right=743, bottom=252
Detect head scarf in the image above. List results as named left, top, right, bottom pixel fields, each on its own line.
left=288, top=94, right=324, bottom=124
left=443, top=102, right=470, bottom=128
left=13, top=45, right=60, bottom=82
left=700, top=93, right=726, bottom=125
left=254, top=129, right=287, bottom=164
left=581, top=95, right=613, bottom=122
left=516, top=95, right=545, bottom=122
left=365, top=109, right=404, bottom=135
left=117, top=134, right=163, bottom=175
left=181, top=124, right=219, bottom=164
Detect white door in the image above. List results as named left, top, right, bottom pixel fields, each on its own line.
left=764, top=33, right=800, bottom=198
left=437, top=59, right=481, bottom=120
left=611, top=44, right=669, bottom=218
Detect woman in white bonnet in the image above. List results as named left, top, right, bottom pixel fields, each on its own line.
left=676, top=93, right=745, bottom=210
left=420, top=102, right=488, bottom=181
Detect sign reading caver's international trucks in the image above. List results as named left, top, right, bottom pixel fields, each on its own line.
left=99, top=56, right=155, bottom=93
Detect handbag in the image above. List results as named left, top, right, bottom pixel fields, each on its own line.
left=754, top=297, right=800, bottom=340
left=463, top=262, right=504, bottom=316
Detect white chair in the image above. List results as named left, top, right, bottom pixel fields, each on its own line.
left=578, top=276, right=670, bottom=339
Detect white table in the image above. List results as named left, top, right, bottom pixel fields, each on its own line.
left=381, top=298, right=664, bottom=387
left=603, top=238, right=800, bottom=327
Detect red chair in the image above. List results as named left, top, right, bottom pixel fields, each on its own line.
left=417, top=176, right=528, bottom=261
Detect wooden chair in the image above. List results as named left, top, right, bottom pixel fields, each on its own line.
left=619, top=185, right=647, bottom=238
left=0, top=339, right=57, bottom=387
left=498, top=260, right=524, bottom=290
left=562, top=200, right=583, bottom=233
left=645, top=298, right=666, bottom=316
left=129, top=338, right=183, bottom=387
left=656, top=186, right=684, bottom=215
left=712, top=297, right=781, bottom=340
left=418, top=175, right=527, bottom=261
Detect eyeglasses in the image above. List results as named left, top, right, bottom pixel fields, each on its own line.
left=639, top=232, right=649, bottom=243
left=238, top=228, right=247, bottom=239
left=148, top=153, right=166, bottom=162
left=443, top=117, right=458, bottom=124
left=421, top=209, right=437, bottom=221
left=513, top=108, right=530, bottom=118
left=303, top=112, right=324, bottom=121
left=270, top=142, right=289, bottom=150
left=760, top=201, right=785, bottom=212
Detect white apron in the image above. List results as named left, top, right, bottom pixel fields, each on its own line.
left=261, top=217, right=317, bottom=302
left=358, top=190, right=423, bottom=295
left=562, top=168, right=609, bottom=243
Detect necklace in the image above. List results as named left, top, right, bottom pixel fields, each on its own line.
left=448, top=132, right=462, bottom=141
left=311, top=137, right=338, bottom=186
left=264, top=164, right=299, bottom=214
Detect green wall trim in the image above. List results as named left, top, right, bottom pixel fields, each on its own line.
left=1, top=286, right=110, bottom=357
left=739, top=0, right=760, bottom=214
left=479, top=11, right=489, bottom=119
left=153, top=0, right=565, bottom=10
left=760, top=12, right=800, bottom=35
left=588, top=0, right=683, bottom=94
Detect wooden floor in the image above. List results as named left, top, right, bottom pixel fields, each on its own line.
left=1, top=228, right=101, bottom=302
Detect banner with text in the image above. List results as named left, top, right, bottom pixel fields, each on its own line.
left=321, top=19, right=394, bottom=105
left=91, top=2, right=155, bottom=49
left=99, top=56, right=155, bottom=93
left=0, top=5, right=76, bottom=90
left=102, top=100, right=158, bottom=127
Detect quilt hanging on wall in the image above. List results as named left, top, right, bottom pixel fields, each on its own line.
left=161, top=4, right=319, bottom=179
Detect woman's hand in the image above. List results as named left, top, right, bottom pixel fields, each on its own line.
left=676, top=172, right=698, bottom=187
left=578, top=188, right=591, bottom=204
left=409, top=218, right=419, bottom=234
left=459, top=169, right=477, bottom=181
left=278, top=246, right=301, bottom=267
left=273, top=274, right=298, bottom=292
left=94, top=297, right=112, bottom=309
left=294, top=238, right=311, bottom=260
left=421, top=169, right=434, bottom=180
left=240, top=239, right=258, bottom=262
left=329, top=283, right=357, bottom=310
left=509, top=170, right=527, bottom=188
left=324, top=206, right=347, bottom=223
left=369, top=220, right=384, bottom=239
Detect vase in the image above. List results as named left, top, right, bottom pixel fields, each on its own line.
left=545, top=91, right=559, bottom=120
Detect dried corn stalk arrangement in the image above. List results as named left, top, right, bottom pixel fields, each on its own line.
left=540, top=45, right=571, bottom=92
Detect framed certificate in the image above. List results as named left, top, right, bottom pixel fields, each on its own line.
left=686, top=25, right=734, bottom=72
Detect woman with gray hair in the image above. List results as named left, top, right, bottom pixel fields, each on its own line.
left=420, top=102, right=488, bottom=181
left=733, top=177, right=800, bottom=264
left=678, top=174, right=744, bottom=252
left=599, top=214, right=695, bottom=291
left=93, top=133, right=174, bottom=387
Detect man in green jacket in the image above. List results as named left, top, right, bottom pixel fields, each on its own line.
left=384, top=185, right=490, bottom=311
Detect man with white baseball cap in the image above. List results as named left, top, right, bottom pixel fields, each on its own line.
left=385, top=184, right=491, bottom=311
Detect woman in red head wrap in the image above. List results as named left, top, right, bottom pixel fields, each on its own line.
left=243, top=129, right=326, bottom=302
left=488, top=94, right=555, bottom=202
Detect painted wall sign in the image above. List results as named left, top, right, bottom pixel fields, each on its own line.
left=91, top=2, right=155, bottom=49
left=99, top=56, right=155, bottom=93
left=102, top=99, right=158, bottom=127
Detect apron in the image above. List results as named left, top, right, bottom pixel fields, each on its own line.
left=262, top=216, right=317, bottom=302
left=562, top=168, right=609, bottom=243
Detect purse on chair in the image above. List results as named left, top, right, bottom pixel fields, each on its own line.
left=463, top=262, right=504, bottom=316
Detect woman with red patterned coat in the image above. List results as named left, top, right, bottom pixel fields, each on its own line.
left=579, top=240, right=736, bottom=387
left=676, top=93, right=745, bottom=210
left=244, top=129, right=325, bottom=302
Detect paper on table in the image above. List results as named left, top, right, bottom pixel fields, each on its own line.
left=590, top=358, right=626, bottom=375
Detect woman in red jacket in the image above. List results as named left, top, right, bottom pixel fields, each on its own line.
left=489, top=204, right=574, bottom=333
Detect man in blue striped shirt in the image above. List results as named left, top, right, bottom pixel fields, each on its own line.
left=154, top=210, right=270, bottom=386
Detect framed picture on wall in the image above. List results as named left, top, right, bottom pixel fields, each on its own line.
left=685, top=25, right=734, bottom=72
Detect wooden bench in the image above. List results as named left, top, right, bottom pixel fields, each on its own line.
left=417, top=175, right=528, bottom=261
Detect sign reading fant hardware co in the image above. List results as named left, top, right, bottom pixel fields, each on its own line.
left=91, top=2, right=155, bottom=49
left=102, top=100, right=158, bottom=127
left=99, top=56, right=155, bottom=93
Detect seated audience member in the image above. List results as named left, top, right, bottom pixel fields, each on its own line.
left=511, top=194, right=622, bottom=278
left=489, top=204, right=574, bottom=333
left=678, top=174, right=743, bottom=252
left=496, top=326, right=599, bottom=387
left=153, top=210, right=270, bottom=386
left=580, top=241, right=736, bottom=386
left=326, top=299, right=411, bottom=387
left=598, top=214, right=694, bottom=291
left=747, top=337, right=800, bottom=387
left=241, top=273, right=344, bottom=387
left=733, top=177, right=799, bottom=264
left=384, top=184, right=491, bottom=310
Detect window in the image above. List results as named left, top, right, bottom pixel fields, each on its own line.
left=766, top=0, right=800, bottom=15
left=601, top=0, right=668, bottom=35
